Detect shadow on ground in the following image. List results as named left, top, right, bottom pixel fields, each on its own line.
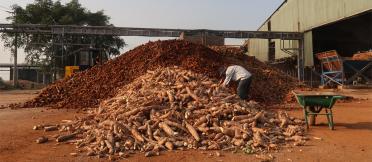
left=337, top=122, right=372, bottom=131
left=307, top=122, right=372, bottom=131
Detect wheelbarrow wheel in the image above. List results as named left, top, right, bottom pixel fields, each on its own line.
left=308, top=106, right=321, bottom=126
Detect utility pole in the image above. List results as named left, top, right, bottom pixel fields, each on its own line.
left=13, top=33, right=18, bottom=87
left=52, top=35, right=57, bottom=82
left=61, top=28, right=65, bottom=67
left=50, top=16, right=57, bottom=82
left=11, top=10, right=18, bottom=87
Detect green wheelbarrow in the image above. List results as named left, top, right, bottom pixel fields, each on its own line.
left=292, top=91, right=346, bottom=130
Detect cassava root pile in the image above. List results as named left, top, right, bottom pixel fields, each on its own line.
left=18, top=40, right=298, bottom=109
left=34, top=67, right=306, bottom=159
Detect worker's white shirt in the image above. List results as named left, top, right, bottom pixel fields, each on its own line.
left=223, top=65, right=251, bottom=85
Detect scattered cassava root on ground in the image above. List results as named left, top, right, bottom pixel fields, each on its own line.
left=36, top=136, right=48, bottom=144
left=33, top=67, right=306, bottom=159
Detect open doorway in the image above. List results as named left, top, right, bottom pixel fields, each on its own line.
left=313, top=11, right=372, bottom=57
left=312, top=11, right=372, bottom=86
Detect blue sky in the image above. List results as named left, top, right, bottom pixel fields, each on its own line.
left=0, top=0, right=284, bottom=80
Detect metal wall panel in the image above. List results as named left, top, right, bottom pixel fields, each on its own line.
left=248, top=39, right=269, bottom=61
left=248, top=23, right=269, bottom=61
left=299, top=0, right=372, bottom=31
left=271, top=0, right=300, bottom=60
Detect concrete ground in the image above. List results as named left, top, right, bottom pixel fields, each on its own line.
left=0, top=89, right=371, bottom=162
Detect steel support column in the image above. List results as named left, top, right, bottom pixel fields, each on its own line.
left=298, top=38, right=305, bottom=82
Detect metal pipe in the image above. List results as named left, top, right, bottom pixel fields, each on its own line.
left=297, top=38, right=305, bottom=82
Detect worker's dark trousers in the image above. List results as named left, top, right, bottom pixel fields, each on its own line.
left=237, top=76, right=252, bottom=100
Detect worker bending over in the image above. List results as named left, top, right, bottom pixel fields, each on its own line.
left=219, top=65, right=253, bottom=100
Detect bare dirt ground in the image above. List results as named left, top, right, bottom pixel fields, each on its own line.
left=0, top=89, right=371, bottom=162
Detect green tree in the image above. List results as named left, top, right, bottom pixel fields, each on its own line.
left=2, top=0, right=125, bottom=75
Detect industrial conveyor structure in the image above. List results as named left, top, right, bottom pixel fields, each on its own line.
left=0, top=24, right=305, bottom=85
left=0, top=24, right=303, bottom=39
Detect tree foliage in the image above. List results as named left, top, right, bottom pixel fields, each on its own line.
left=2, top=0, right=125, bottom=69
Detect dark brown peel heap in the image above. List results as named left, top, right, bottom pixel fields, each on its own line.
left=23, top=40, right=298, bottom=109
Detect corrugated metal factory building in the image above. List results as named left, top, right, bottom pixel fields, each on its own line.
left=249, top=0, right=372, bottom=67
